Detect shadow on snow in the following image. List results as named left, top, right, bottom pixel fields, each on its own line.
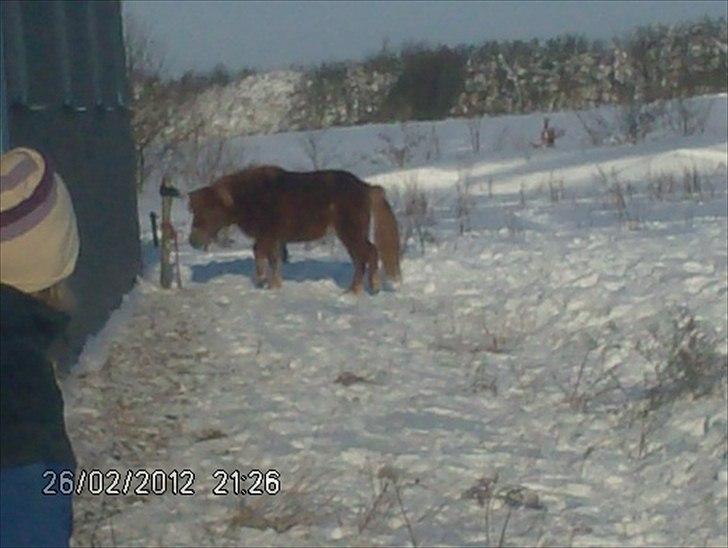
left=190, top=257, right=354, bottom=289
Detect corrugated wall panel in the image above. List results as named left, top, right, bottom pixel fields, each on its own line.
left=2, top=0, right=141, bottom=372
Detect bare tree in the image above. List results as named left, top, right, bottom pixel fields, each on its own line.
left=397, top=179, right=436, bottom=255
left=122, top=11, right=175, bottom=190
left=424, top=123, right=441, bottom=161
left=665, top=97, right=713, bottom=137
left=377, top=123, right=426, bottom=169
left=299, top=129, right=329, bottom=170
left=175, top=131, right=239, bottom=188
left=576, top=110, right=611, bottom=146
left=577, top=101, right=662, bottom=147
left=123, top=12, right=164, bottom=81
left=466, top=116, right=483, bottom=153
left=533, top=117, right=565, bottom=148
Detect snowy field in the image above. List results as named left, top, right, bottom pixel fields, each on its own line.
left=65, top=96, right=727, bottom=547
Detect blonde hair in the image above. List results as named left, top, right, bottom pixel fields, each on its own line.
left=29, top=280, right=75, bottom=374
left=31, top=280, right=76, bottom=313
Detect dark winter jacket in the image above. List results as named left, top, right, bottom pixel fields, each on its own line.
left=0, top=283, right=76, bottom=469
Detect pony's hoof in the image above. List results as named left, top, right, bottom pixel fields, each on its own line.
left=385, top=277, right=402, bottom=291
left=369, top=274, right=381, bottom=294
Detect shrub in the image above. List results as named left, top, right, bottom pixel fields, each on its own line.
left=383, top=44, right=467, bottom=121
left=637, top=307, right=726, bottom=410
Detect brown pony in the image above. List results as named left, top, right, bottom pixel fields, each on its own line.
left=187, top=165, right=401, bottom=294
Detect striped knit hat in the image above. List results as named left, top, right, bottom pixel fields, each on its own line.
left=1, top=147, right=79, bottom=293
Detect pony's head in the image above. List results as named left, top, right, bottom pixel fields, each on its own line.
left=187, top=184, right=234, bottom=251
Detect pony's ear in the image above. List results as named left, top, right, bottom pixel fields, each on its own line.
left=214, top=185, right=234, bottom=209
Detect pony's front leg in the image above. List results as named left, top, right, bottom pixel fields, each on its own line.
left=267, top=243, right=283, bottom=289
left=253, top=241, right=268, bottom=288
left=347, top=256, right=366, bottom=295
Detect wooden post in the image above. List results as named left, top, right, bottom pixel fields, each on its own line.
left=150, top=212, right=159, bottom=248
left=160, top=177, right=174, bottom=289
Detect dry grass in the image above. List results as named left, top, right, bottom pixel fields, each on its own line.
left=594, top=165, right=641, bottom=230
left=377, top=122, right=427, bottom=168
left=454, top=165, right=476, bottom=234
left=394, top=179, right=437, bottom=255
left=560, top=345, right=624, bottom=413
left=228, top=470, right=332, bottom=534
left=462, top=474, right=544, bottom=547
left=636, top=307, right=726, bottom=411
left=615, top=307, right=728, bottom=459
left=547, top=172, right=565, bottom=203
left=357, top=465, right=419, bottom=547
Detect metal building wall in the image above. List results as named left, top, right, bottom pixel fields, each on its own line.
left=1, top=0, right=141, bottom=371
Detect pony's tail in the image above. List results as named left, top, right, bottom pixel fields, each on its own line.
left=369, top=185, right=402, bottom=284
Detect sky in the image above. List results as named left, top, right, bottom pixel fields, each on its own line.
left=122, top=0, right=727, bottom=78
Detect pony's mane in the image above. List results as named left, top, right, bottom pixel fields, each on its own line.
left=188, top=164, right=285, bottom=195
left=236, top=163, right=285, bottom=176
left=222, top=164, right=285, bottom=187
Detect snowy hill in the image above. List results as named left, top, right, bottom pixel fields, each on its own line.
left=66, top=95, right=727, bottom=547
left=180, top=70, right=305, bottom=137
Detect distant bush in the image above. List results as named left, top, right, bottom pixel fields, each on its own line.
left=361, top=47, right=401, bottom=75
left=383, top=44, right=467, bottom=121
left=208, top=63, right=232, bottom=87
left=302, top=62, right=349, bottom=128
left=456, top=17, right=726, bottom=117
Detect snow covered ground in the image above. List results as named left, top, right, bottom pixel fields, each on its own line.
left=65, top=95, right=727, bottom=547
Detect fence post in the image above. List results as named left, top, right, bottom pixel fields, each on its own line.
left=160, top=177, right=173, bottom=289
left=159, top=176, right=181, bottom=289
left=150, top=212, right=159, bottom=247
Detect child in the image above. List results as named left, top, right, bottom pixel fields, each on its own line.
left=1, top=147, right=80, bottom=547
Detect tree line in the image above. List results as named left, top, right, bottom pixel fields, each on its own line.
left=125, top=15, right=726, bottom=186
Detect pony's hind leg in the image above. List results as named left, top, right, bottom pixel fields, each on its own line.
left=336, top=229, right=367, bottom=294
left=254, top=239, right=283, bottom=289
left=253, top=241, right=268, bottom=288
left=366, top=241, right=380, bottom=294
